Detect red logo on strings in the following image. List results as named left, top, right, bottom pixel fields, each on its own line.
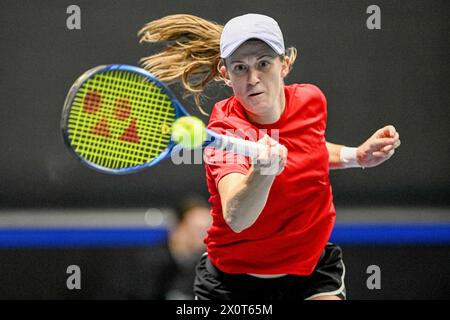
left=83, top=91, right=140, bottom=143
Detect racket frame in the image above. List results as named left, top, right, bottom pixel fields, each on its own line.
left=62, top=64, right=264, bottom=174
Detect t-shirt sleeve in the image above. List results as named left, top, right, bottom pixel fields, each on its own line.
left=306, top=84, right=327, bottom=113
left=301, top=83, right=328, bottom=134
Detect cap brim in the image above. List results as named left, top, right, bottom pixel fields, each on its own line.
left=221, top=36, right=284, bottom=58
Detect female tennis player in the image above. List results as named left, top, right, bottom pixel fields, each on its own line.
left=139, top=13, right=401, bottom=300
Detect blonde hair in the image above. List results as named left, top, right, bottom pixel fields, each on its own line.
left=138, top=14, right=297, bottom=114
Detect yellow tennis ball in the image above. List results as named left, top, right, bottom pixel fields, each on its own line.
left=171, top=116, right=207, bottom=149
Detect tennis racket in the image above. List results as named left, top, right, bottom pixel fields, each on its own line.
left=61, top=64, right=265, bottom=174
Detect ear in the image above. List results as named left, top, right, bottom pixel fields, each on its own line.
left=220, top=65, right=232, bottom=87
left=280, top=56, right=291, bottom=79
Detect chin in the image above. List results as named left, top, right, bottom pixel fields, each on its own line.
left=244, top=99, right=269, bottom=111
left=253, top=104, right=273, bottom=114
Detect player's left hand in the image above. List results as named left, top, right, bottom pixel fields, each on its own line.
left=356, top=125, right=401, bottom=168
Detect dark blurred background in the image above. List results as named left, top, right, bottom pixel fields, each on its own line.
left=0, top=0, right=448, bottom=300
left=0, top=0, right=448, bottom=208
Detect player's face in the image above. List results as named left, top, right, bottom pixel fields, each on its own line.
left=221, top=40, right=289, bottom=122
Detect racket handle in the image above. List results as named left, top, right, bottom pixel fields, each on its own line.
left=205, top=130, right=267, bottom=159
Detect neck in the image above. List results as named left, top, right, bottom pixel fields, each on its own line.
left=246, top=90, right=285, bottom=125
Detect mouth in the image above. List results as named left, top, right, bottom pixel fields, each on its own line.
left=248, top=92, right=263, bottom=98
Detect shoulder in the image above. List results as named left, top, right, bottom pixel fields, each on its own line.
left=285, top=84, right=328, bottom=122
left=286, top=83, right=327, bottom=105
left=207, top=97, right=234, bottom=134
left=208, top=96, right=253, bottom=135
left=209, top=96, right=235, bottom=121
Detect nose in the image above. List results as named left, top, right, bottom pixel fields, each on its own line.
left=247, top=68, right=260, bottom=86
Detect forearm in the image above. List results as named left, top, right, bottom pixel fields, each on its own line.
left=326, top=141, right=362, bottom=170
left=223, top=167, right=276, bottom=233
left=326, top=142, right=345, bottom=169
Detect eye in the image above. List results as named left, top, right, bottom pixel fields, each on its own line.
left=258, top=60, right=271, bottom=69
left=232, top=64, right=248, bottom=74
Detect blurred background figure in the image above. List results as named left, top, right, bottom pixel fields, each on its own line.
left=85, top=196, right=211, bottom=300
left=165, top=196, right=212, bottom=299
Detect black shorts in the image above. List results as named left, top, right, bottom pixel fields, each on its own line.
left=193, top=243, right=346, bottom=300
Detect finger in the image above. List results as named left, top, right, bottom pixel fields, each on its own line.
left=255, top=135, right=271, bottom=158
left=279, top=151, right=287, bottom=166
left=387, top=149, right=395, bottom=158
left=382, top=145, right=394, bottom=153
left=269, top=144, right=285, bottom=157
left=372, top=151, right=388, bottom=158
left=392, top=132, right=400, bottom=143
left=385, top=125, right=396, bottom=137
left=393, top=131, right=399, bottom=140
left=376, top=125, right=396, bottom=138
left=266, top=135, right=281, bottom=147
left=373, top=149, right=395, bottom=159
left=370, top=137, right=396, bottom=150
left=279, top=145, right=288, bottom=161
left=393, top=139, right=401, bottom=149
left=254, top=146, right=269, bottom=160
left=257, top=134, right=270, bottom=145
left=277, top=157, right=286, bottom=175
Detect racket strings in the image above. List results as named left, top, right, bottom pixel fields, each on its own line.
left=67, top=70, right=176, bottom=169
left=83, top=72, right=172, bottom=163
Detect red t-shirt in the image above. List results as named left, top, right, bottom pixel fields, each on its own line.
left=203, top=84, right=336, bottom=276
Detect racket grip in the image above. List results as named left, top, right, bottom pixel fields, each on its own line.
left=205, top=130, right=266, bottom=159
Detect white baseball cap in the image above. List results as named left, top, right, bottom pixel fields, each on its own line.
left=220, top=13, right=285, bottom=59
